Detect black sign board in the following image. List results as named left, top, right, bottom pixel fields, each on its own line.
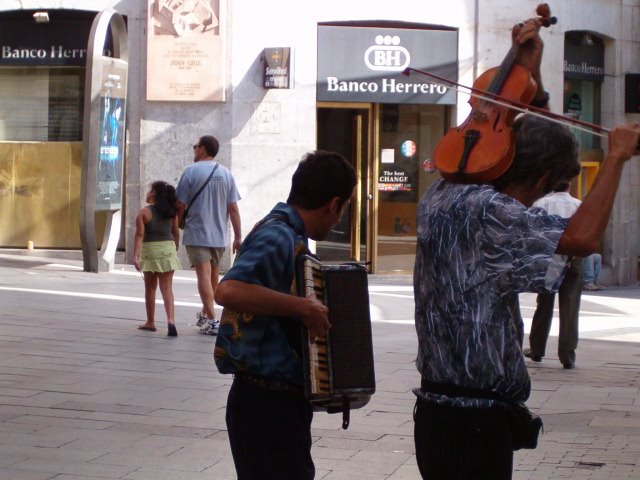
left=317, top=25, right=457, bottom=104
left=564, top=34, right=604, bottom=81
left=0, top=9, right=115, bottom=66
left=263, top=47, right=292, bottom=89
left=625, top=74, right=640, bottom=114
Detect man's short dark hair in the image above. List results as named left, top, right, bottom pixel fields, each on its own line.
left=199, top=135, right=219, bottom=158
left=287, top=150, right=357, bottom=209
left=553, top=181, right=571, bottom=193
left=493, top=115, right=580, bottom=194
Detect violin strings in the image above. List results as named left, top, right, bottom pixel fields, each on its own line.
left=404, top=67, right=608, bottom=139
left=454, top=85, right=608, bottom=138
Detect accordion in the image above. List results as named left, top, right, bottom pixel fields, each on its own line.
left=295, top=254, right=376, bottom=429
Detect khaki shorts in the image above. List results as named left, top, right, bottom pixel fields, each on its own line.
left=185, top=246, right=225, bottom=267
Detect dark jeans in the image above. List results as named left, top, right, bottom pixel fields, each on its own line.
left=529, top=257, right=583, bottom=365
left=226, top=377, right=314, bottom=480
left=414, top=396, right=513, bottom=479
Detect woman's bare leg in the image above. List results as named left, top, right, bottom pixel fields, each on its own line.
left=158, top=271, right=175, bottom=324
left=140, top=272, right=159, bottom=329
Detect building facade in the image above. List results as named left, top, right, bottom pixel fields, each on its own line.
left=0, top=0, right=639, bottom=282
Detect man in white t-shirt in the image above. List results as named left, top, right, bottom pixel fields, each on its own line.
left=177, top=135, right=241, bottom=335
left=524, top=181, right=582, bottom=369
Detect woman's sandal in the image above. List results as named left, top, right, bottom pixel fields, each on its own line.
left=137, top=324, right=157, bottom=332
left=167, top=324, right=178, bottom=337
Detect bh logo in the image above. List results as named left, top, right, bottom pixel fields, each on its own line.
left=364, top=35, right=410, bottom=72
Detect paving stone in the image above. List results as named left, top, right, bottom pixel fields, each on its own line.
left=385, top=464, right=421, bottom=479
left=0, top=469, right=58, bottom=480
left=8, top=458, right=137, bottom=478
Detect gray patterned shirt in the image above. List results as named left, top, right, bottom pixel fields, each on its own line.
left=414, top=179, right=568, bottom=407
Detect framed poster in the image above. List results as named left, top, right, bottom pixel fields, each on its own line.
left=147, top=0, right=226, bottom=101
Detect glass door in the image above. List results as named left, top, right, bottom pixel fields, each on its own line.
left=375, top=103, right=446, bottom=273
left=316, top=105, right=371, bottom=266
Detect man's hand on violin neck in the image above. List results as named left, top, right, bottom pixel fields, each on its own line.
left=513, top=19, right=544, bottom=81
left=513, top=18, right=543, bottom=45
left=608, top=123, right=640, bottom=162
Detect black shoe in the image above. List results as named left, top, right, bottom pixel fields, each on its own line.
left=523, top=348, right=542, bottom=362
left=167, top=324, right=178, bottom=337
left=563, top=362, right=575, bottom=369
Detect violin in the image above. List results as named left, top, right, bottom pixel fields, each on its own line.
left=431, top=4, right=557, bottom=183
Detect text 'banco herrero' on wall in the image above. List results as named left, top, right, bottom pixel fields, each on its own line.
left=1, top=45, right=112, bottom=60
left=325, top=77, right=448, bottom=95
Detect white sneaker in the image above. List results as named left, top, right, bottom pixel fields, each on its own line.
left=583, top=282, right=600, bottom=291
left=196, top=311, right=208, bottom=327
left=199, top=319, right=219, bottom=336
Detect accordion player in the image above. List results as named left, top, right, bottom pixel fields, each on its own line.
left=295, top=253, right=376, bottom=429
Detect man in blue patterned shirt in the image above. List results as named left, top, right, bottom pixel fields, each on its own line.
left=413, top=19, right=640, bottom=480
left=214, top=151, right=356, bottom=480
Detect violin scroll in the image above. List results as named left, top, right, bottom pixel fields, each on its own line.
left=535, top=3, right=557, bottom=28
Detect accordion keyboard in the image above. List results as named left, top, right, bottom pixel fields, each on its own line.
left=301, top=261, right=330, bottom=396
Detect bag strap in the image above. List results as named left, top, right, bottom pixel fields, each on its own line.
left=253, top=212, right=299, bottom=235
left=242, top=212, right=301, bottom=245
left=185, top=163, right=219, bottom=212
left=235, top=212, right=303, bottom=262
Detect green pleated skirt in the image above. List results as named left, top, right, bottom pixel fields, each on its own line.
left=140, top=240, right=181, bottom=273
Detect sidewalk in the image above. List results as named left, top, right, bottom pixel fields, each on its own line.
left=1, top=252, right=640, bottom=479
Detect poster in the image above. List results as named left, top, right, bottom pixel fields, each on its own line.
left=378, top=168, right=412, bottom=192
left=147, top=0, right=226, bottom=101
left=96, top=62, right=126, bottom=210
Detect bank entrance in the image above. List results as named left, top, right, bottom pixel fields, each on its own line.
left=315, top=21, right=458, bottom=273
left=316, top=103, right=448, bottom=273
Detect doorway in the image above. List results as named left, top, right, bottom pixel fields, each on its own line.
left=316, top=105, right=372, bottom=267
left=316, top=103, right=447, bottom=273
left=376, top=104, right=445, bottom=272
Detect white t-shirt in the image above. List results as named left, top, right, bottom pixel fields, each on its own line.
left=533, top=191, right=581, bottom=264
left=533, top=191, right=581, bottom=219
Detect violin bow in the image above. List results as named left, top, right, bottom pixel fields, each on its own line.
left=403, top=66, right=609, bottom=138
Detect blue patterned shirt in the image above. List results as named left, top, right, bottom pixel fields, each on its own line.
left=214, top=203, right=308, bottom=384
left=414, top=180, right=568, bottom=407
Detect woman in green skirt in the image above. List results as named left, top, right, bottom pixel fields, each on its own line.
left=133, top=181, right=182, bottom=336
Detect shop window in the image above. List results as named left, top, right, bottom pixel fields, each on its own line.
left=0, top=67, right=84, bottom=141
left=563, top=78, right=601, bottom=150
left=376, top=103, right=445, bottom=272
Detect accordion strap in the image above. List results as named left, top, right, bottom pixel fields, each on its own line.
left=251, top=212, right=303, bottom=239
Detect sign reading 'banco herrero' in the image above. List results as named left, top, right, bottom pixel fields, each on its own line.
left=317, top=25, right=458, bottom=104
left=1, top=45, right=112, bottom=63
left=0, top=10, right=115, bottom=67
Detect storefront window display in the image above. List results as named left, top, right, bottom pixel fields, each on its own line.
left=0, top=66, right=84, bottom=141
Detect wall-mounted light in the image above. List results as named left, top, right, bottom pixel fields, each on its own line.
left=581, top=33, right=594, bottom=47
left=33, top=11, right=49, bottom=23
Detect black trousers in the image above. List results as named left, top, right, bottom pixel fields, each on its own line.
left=529, top=257, right=583, bottom=365
left=226, top=377, right=314, bottom=480
left=414, top=397, right=513, bottom=480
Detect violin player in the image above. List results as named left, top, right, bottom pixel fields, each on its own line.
left=412, top=14, right=640, bottom=480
